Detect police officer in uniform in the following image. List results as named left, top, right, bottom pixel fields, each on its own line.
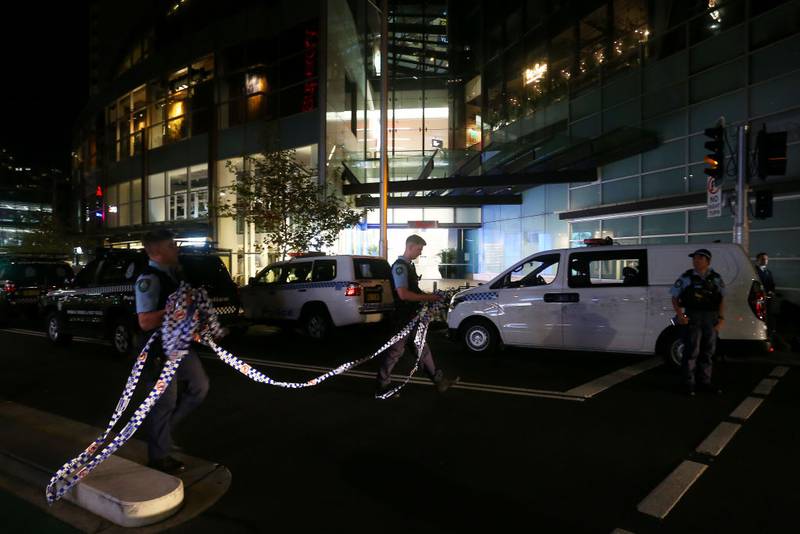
left=135, top=230, right=209, bottom=473
left=376, top=234, right=459, bottom=397
left=670, top=248, right=725, bottom=396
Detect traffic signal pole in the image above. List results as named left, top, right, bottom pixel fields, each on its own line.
left=378, top=0, right=389, bottom=259
left=733, top=124, right=749, bottom=254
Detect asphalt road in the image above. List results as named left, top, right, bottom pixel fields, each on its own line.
left=0, top=321, right=798, bottom=533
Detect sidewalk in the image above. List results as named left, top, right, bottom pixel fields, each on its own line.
left=0, top=401, right=231, bottom=533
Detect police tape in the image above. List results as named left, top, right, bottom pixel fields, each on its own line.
left=46, top=284, right=456, bottom=503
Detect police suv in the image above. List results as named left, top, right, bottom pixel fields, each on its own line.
left=40, top=247, right=244, bottom=354
left=0, top=254, right=74, bottom=323
left=447, top=241, right=768, bottom=365
left=239, top=253, right=395, bottom=339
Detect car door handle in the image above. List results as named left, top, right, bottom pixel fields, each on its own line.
left=544, top=293, right=580, bottom=303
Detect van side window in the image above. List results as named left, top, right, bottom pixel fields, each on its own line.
left=567, top=250, right=647, bottom=288
left=496, top=254, right=560, bottom=289
left=74, top=260, right=101, bottom=287
left=284, top=262, right=313, bottom=283
left=312, top=260, right=337, bottom=282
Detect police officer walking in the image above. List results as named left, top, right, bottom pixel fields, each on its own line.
left=376, top=234, right=459, bottom=398
left=670, top=248, right=725, bottom=396
left=135, top=230, right=210, bottom=473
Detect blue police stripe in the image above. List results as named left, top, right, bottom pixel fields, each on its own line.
left=460, top=292, right=498, bottom=302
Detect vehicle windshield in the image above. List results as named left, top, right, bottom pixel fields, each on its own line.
left=497, top=254, right=560, bottom=288
left=0, top=263, right=74, bottom=286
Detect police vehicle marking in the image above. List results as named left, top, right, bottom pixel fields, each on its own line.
left=459, top=292, right=498, bottom=302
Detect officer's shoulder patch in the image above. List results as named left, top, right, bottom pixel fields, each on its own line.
left=136, top=278, right=152, bottom=293
left=394, top=265, right=405, bottom=276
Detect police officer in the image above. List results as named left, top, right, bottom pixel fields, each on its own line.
left=136, top=230, right=209, bottom=473
left=376, top=234, right=459, bottom=397
left=755, top=252, right=777, bottom=338
left=670, top=248, right=725, bottom=396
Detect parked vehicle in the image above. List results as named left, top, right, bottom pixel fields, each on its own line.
left=0, top=254, right=74, bottom=323
left=40, top=246, right=244, bottom=354
left=240, top=254, right=395, bottom=339
left=447, top=241, right=768, bottom=366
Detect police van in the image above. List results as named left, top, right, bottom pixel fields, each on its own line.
left=239, top=254, right=395, bottom=339
left=41, top=247, right=244, bottom=355
left=447, top=241, right=768, bottom=365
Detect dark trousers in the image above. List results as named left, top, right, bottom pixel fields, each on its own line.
left=377, top=329, right=438, bottom=387
left=145, top=351, right=209, bottom=461
left=682, top=313, right=717, bottom=387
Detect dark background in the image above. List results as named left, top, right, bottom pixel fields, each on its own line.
left=1, top=3, right=90, bottom=171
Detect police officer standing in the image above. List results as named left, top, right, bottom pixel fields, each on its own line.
left=670, top=248, right=725, bottom=396
left=376, top=234, right=459, bottom=397
left=135, top=230, right=210, bottom=473
left=755, top=252, right=777, bottom=338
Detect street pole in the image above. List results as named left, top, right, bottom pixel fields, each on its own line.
left=379, top=0, right=389, bottom=259
left=733, top=124, right=749, bottom=254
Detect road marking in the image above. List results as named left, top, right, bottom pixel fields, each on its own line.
left=202, top=354, right=586, bottom=401
left=769, top=366, right=789, bottom=378
left=695, top=422, right=741, bottom=457
left=637, top=460, right=708, bottom=519
left=564, top=357, right=662, bottom=399
left=0, top=328, right=110, bottom=346
left=611, top=529, right=636, bottom=534
left=729, top=396, right=764, bottom=421
left=752, top=378, right=778, bottom=396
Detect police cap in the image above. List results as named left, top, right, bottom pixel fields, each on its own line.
left=689, top=248, right=712, bottom=260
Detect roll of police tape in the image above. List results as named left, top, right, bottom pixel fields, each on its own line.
left=46, top=284, right=454, bottom=502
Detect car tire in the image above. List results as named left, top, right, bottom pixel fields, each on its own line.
left=301, top=305, right=332, bottom=341
left=657, top=326, right=684, bottom=369
left=46, top=311, right=72, bottom=346
left=112, top=320, right=135, bottom=356
left=459, top=318, right=500, bottom=355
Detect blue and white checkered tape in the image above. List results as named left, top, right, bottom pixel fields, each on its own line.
left=460, top=292, right=498, bottom=301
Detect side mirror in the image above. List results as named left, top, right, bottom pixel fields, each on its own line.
left=248, top=277, right=256, bottom=286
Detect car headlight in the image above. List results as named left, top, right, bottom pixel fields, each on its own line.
left=449, top=296, right=465, bottom=310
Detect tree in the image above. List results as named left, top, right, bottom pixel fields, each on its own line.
left=217, top=149, right=361, bottom=259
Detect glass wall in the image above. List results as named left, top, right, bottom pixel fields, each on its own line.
left=145, top=164, right=209, bottom=224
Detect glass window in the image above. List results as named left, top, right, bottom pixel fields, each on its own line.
left=642, top=212, right=685, bottom=235
left=642, top=141, right=685, bottom=172
left=256, top=265, right=283, bottom=284
left=148, top=197, right=166, bottom=222
left=353, top=258, right=391, bottom=279
left=569, top=184, right=601, bottom=210
left=642, top=168, right=686, bottom=198
left=571, top=220, right=600, bottom=241
left=568, top=249, right=647, bottom=287
left=455, top=207, right=481, bottom=224
left=148, top=173, right=165, bottom=198
left=284, top=262, right=313, bottom=283
left=312, top=260, right=337, bottom=282
left=602, top=177, right=639, bottom=204
left=688, top=209, right=733, bottom=233
left=495, top=253, right=560, bottom=289
left=74, top=260, right=101, bottom=287
left=602, top=216, right=639, bottom=238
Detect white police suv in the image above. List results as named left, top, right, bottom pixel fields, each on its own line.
left=447, top=241, right=769, bottom=365
left=239, top=254, right=395, bottom=339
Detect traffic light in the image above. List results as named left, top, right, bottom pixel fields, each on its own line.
left=756, top=128, right=787, bottom=180
left=703, top=126, right=725, bottom=186
left=753, top=190, right=773, bottom=219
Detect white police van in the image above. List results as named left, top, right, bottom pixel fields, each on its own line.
left=239, top=254, right=395, bottom=339
left=447, top=240, right=769, bottom=365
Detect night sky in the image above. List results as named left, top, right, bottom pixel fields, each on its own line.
left=1, top=3, right=89, bottom=172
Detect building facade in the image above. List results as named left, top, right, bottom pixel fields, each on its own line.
left=73, top=0, right=800, bottom=299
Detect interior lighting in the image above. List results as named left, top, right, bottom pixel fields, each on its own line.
left=523, top=63, right=547, bottom=85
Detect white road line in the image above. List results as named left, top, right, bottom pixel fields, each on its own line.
left=200, top=354, right=586, bottom=401
left=752, top=378, right=779, bottom=396
left=769, top=366, right=789, bottom=378
left=695, top=422, right=742, bottom=457
left=729, top=396, right=764, bottom=421
left=611, top=529, right=636, bottom=534
left=637, top=460, right=708, bottom=519
left=564, top=357, right=662, bottom=399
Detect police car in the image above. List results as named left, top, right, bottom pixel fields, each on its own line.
left=0, top=254, right=74, bottom=323
left=447, top=241, right=768, bottom=365
left=40, top=247, right=244, bottom=355
left=239, top=253, right=395, bottom=339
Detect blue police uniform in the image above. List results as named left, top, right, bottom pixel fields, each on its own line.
left=135, top=259, right=209, bottom=462
left=376, top=255, right=443, bottom=393
left=670, top=263, right=725, bottom=390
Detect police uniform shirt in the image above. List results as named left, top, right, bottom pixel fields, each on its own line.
left=392, top=256, right=411, bottom=291
left=669, top=269, right=726, bottom=299
left=135, top=260, right=179, bottom=313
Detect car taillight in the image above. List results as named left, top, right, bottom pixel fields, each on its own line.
left=345, top=283, right=362, bottom=297
left=2, top=281, right=15, bottom=294
left=748, top=281, right=767, bottom=322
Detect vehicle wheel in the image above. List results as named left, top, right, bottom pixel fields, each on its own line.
left=46, top=312, right=72, bottom=346
left=459, top=318, right=500, bottom=355
left=112, top=320, right=135, bottom=356
left=301, top=306, right=332, bottom=340
left=657, top=327, right=685, bottom=369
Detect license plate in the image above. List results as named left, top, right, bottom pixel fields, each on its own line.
left=21, top=289, right=39, bottom=297
left=365, top=292, right=381, bottom=303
